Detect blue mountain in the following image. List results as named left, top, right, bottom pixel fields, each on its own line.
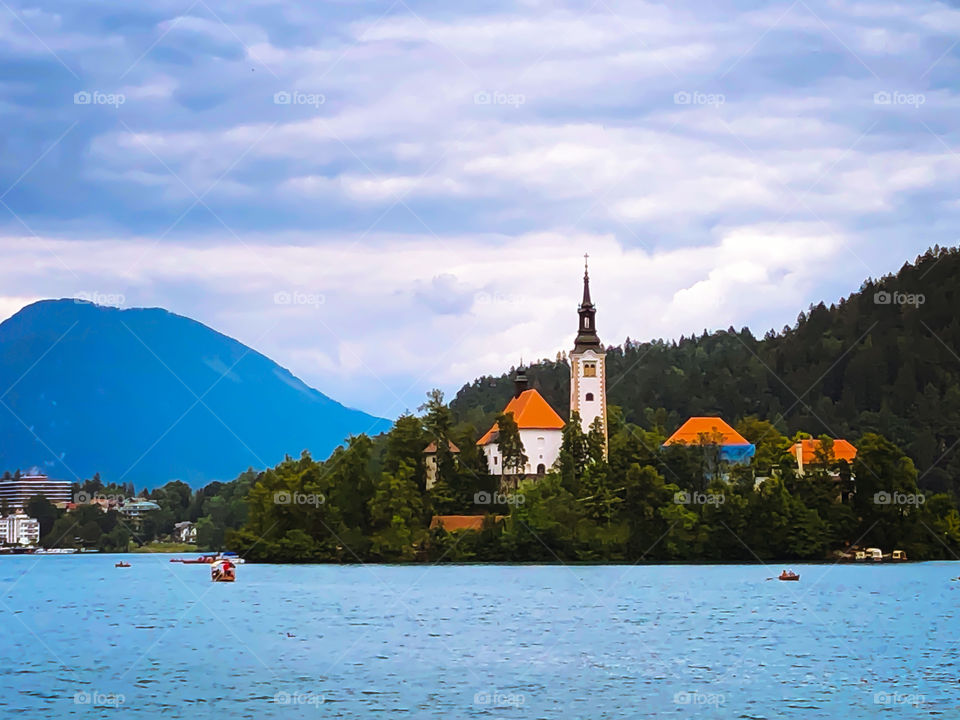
left=0, top=300, right=391, bottom=488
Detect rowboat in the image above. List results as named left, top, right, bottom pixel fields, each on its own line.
left=778, top=570, right=800, bottom=581
left=211, top=559, right=236, bottom=583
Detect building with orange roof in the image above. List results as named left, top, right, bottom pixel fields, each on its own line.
left=663, top=416, right=756, bottom=465
left=429, top=515, right=504, bottom=532
left=790, top=438, right=857, bottom=476
left=423, top=439, right=461, bottom=490
left=477, top=367, right=565, bottom=484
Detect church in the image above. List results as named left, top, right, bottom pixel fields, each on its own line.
left=478, top=258, right=608, bottom=483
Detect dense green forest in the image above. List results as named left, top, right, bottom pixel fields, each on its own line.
left=452, top=245, right=960, bottom=497
left=20, top=246, right=960, bottom=563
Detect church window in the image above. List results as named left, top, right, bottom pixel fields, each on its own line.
left=493, top=457, right=498, bottom=465
left=537, top=464, right=546, bottom=475
left=584, top=318, right=590, bottom=328
left=584, top=362, right=597, bottom=377
left=585, top=392, right=594, bottom=401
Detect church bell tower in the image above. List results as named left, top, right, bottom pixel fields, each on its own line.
left=569, top=255, right=607, bottom=457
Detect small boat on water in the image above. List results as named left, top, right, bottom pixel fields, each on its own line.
left=115, top=561, right=131, bottom=568
left=172, top=554, right=218, bottom=564
left=210, top=559, right=236, bottom=583
left=778, top=570, right=800, bottom=582
left=891, top=549, right=908, bottom=562
left=866, top=547, right=884, bottom=563
left=172, top=552, right=244, bottom=565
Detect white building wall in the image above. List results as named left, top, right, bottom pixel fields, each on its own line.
left=482, top=428, right=563, bottom=476
left=0, top=514, right=40, bottom=545
left=570, top=349, right=608, bottom=436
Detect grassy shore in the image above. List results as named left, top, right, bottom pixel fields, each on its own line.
left=129, top=542, right=199, bottom=554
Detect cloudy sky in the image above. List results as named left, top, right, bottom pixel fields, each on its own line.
left=0, top=0, right=957, bottom=418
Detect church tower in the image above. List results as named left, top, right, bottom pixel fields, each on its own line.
left=569, top=255, right=608, bottom=457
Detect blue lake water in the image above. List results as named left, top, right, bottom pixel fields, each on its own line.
left=1, top=555, right=958, bottom=718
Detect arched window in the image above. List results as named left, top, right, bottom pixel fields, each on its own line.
left=585, top=392, right=594, bottom=401
left=584, top=362, right=597, bottom=377
left=584, top=318, right=590, bottom=328
left=537, top=463, right=546, bottom=475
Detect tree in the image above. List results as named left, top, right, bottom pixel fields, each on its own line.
left=496, top=411, right=527, bottom=482
left=556, top=411, right=589, bottom=492
left=25, top=495, right=60, bottom=540
left=368, top=461, right=426, bottom=561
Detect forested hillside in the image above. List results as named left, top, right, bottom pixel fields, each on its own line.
left=451, top=246, right=960, bottom=495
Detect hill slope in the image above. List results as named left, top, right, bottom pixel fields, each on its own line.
left=0, top=300, right=391, bottom=487
left=452, top=246, right=960, bottom=495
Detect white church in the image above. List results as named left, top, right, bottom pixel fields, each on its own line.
left=478, top=258, right=608, bottom=483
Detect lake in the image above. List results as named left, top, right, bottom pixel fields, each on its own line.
left=1, top=555, right=957, bottom=718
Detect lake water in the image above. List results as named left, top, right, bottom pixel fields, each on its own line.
left=1, top=555, right=957, bottom=719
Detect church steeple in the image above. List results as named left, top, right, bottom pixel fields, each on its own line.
left=573, top=254, right=601, bottom=353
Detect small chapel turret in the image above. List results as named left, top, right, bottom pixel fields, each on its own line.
left=569, top=255, right=608, bottom=457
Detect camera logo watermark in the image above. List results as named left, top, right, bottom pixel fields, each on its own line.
left=474, top=491, right=525, bottom=506
left=874, top=491, right=924, bottom=506
left=273, top=91, right=325, bottom=109
left=75, top=491, right=125, bottom=505
left=873, top=290, right=924, bottom=307
left=75, top=291, right=125, bottom=307
left=674, top=91, right=725, bottom=108
left=274, top=491, right=325, bottom=506
left=873, top=91, right=925, bottom=108
left=674, top=690, right=724, bottom=707
left=274, top=691, right=325, bottom=707
left=474, top=690, right=525, bottom=708
left=874, top=691, right=925, bottom=707
left=274, top=291, right=325, bottom=308
left=474, top=91, right=525, bottom=108
left=74, top=690, right=125, bottom=708
left=74, top=90, right=126, bottom=108
left=674, top=491, right=725, bottom=506
left=474, top=291, right=526, bottom=307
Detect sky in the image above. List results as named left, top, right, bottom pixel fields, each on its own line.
left=0, top=0, right=958, bottom=419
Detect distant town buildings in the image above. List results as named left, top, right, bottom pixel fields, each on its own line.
left=173, top=521, right=197, bottom=544
left=119, top=499, right=161, bottom=518
left=0, top=469, right=71, bottom=509
left=0, top=511, right=40, bottom=546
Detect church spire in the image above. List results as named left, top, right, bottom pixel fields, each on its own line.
left=581, top=253, right=593, bottom=307
left=573, top=254, right=601, bottom=353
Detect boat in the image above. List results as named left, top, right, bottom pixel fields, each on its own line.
left=115, top=561, right=131, bottom=568
left=866, top=547, right=884, bottom=563
left=891, top=549, right=908, bottom=562
left=854, top=550, right=867, bottom=562
left=778, top=570, right=800, bottom=581
left=210, top=559, right=236, bottom=583
left=217, top=551, right=245, bottom=565
left=177, top=555, right=218, bottom=564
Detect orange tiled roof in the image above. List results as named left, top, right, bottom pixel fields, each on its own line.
left=476, top=389, right=565, bottom=445
left=423, top=440, right=461, bottom=454
left=663, top=417, right=750, bottom=446
left=791, top=438, right=857, bottom=464
left=429, top=515, right=494, bottom=532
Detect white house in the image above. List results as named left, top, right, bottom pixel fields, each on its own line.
left=477, top=368, right=565, bottom=488
left=173, top=521, right=197, bottom=544
left=0, top=511, right=41, bottom=546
